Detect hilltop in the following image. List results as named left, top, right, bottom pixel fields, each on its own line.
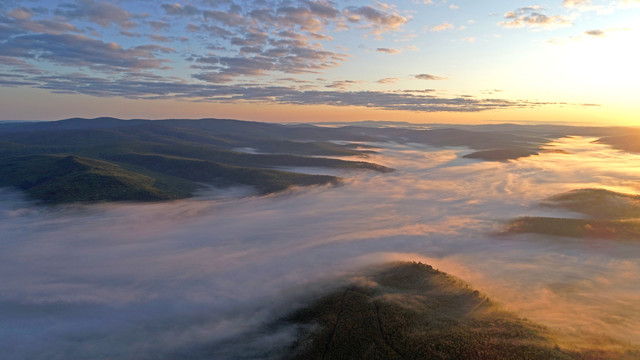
left=190, top=262, right=634, bottom=359
left=0, top=118, right=391, bottom=204
left=3, top=118, right=637, bottom=203
left=502, top=188, right=640, bottom=240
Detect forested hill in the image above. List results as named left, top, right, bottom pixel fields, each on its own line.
left=0, top=117, right=391, bottom=204
left=2, top=117, right=634, bottom=204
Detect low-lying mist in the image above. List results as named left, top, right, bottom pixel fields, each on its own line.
left=2, top=136, right=640, bottom=358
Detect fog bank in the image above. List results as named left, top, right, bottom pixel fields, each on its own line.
left=2, top=137, right=640, bottom=358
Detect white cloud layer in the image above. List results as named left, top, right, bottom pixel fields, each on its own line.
left=2, top=135, right=640, bottom=358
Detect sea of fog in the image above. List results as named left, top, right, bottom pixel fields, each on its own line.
left=2, top=137, right=640, bottom=358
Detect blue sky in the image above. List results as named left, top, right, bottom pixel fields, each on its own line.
left=0, top=0, right=638, bottom=123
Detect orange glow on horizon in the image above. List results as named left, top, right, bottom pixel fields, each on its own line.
left=1, top=87, right=637, bottom=126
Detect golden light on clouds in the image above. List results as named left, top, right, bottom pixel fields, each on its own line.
left=0, top=0, right=637, bottom=124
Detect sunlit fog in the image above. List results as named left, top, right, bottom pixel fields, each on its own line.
left=2, top=136, right=640, bottom=358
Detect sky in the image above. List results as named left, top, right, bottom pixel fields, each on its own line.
left=0, top=0, right=639, bottom=124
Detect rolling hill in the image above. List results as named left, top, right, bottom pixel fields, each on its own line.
left=286, top=262, right=575, bottom=359
left=502, top=188, right=640, bottom=240
left=0, top=118, right=392, bottom=204
left=4, top=118, right=631, bottom=203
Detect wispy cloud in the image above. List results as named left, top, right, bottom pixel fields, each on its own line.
left=562, top=0, right=591, bottom=8
left=4, top=7, right=78, bottom=35
left=376, top=47, right=401, bottom=54
left=377, top=77, right=400, bottom=84
left=499, top=6, right=572, bottom=30
left=54, top=0, right=138, bottom=29
left=344, top=5, right=409, bottom=34
left=161, top=3, right=200, bottom=17
left=0, top=55, right=42, bottom=75
left=414, top=73, right=448, bottom=80
left=547, top=27, right=630, bottom=44
left=325, top=80, right=363, bottom=89
left=620, top=0, right=640, bottom=7
left=8, top=72, right=563, bottom=113
left=584, top=29, right=605, bottom=37
left=0, top=0, right=585, bottom=115
left=428, top=21, right=454, bottom=32
left=0, top=33, right=174, bottom=71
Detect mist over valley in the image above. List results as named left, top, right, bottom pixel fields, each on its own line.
left=2, top=119, right=640, bottom=358
left=2, top=0, right=639, bottom=357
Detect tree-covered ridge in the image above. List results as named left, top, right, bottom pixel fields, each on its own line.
left=4, top=118, right=632, bottom=204
left=503, top=188, right=640, bottom=240
left=0, top=154, right=190, bottom=203
left=596, top=131, right=640, bottom=154
left=503, top=216, right=640, bottom=241
left=542, top=188, right=640, bottom=220
left=284, top=262, right=628, bottom=359
left=0, top=118, right=392, bottom=204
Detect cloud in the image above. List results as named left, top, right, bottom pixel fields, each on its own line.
left=190, top=33, right=348, bottom=82
left=148, top=20, right=170, bottom=31
left=344, top=5, right=409, bottom=34
left=194, top=55, right=274, bottom=80
left=7, top=71, right=558, bottom=112
left=275, top=5, right=333, bottom=32
left=0, top=56, right=30, bottom=66
left=164, top=2, right=352, bottom=81
left=584, top=29, right=605, bottom=37
left=620, top=0, right=640, bottom=7
left=308, top=1, right=340, bottom=18
left=414, top=73, right=448, bottom=80
left=267, top=90, right=556, bottom=112
left=189, top=23, right=235, bottom=38
left=161, top=3, right=200, bottom=16
left=377, top=77, right=400, bottom=84
left=0, top=0, right=579, bottom=114
left=562, top=0, right=613, bottom=13
left=16, top=18, right=78, bottom=35
left=7, top=7, right=31, bottom=20
left=0, top=74, right=38, bottom=86
left=0, top=0, right=412, bottom=94
left=325, top=80, right=363, bottom=89
left=0, top=55, right=42, bottom=75
left=54, top=0, right=138, bottom=29
left=245, top=2, right=342, bottom=33
left=150, top=34, right=173, bottom=42
left=203, top=9, right=247, bottom=27
left=0, top=33, right=174, bottom=71
left=499, top=7, right=572, bottom=30
left=562, top=0, right=591, bottom=8
left=548, top=27, right=630, bottom=44
left=230, top=29, right=269, bottom=47
left=3, top=7, right=79, bottom=35
left=376, top=47, right=401, bottom=54
left=428, top=21, right=454, bottom=32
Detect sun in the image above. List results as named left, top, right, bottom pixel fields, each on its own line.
left=556, top=28, right=639, bottom=101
